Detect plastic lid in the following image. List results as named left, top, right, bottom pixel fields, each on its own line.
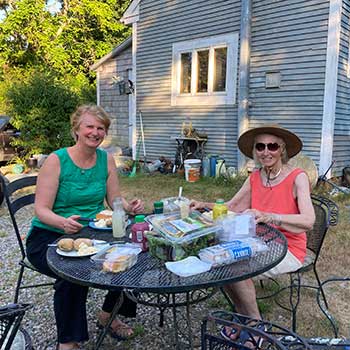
left=216, top=199, right=225, bottom=204
left=154, top=201, right=163, bottom=208
left=135, top=214, right=145, bottom=223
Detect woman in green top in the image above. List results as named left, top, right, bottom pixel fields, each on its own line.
left=26, top=104, right=144, bottom=350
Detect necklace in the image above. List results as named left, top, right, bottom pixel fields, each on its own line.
left=266, top=167, right=282, bottom=181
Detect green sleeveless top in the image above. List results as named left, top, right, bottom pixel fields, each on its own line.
left=31, top=147, right=108, bottom=234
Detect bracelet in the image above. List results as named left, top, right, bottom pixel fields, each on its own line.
left=272, top=214, right=282, bottom=226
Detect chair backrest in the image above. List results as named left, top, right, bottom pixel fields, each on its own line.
left=0, top=174, right=37, bottom=260
left=306, top=195, right=338, bottom=263
left=0, top=303, right=31, bottom=350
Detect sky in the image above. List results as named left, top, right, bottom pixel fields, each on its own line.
left=0, top=0, right=61, bottom=21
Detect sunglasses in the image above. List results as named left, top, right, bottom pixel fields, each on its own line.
left=255, top=142, right=281, bottom=152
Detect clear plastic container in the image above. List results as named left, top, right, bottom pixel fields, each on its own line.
left=161, top=196, right=190, bottom=213
left=91, top=243, right=141, bottom=273
left=145, top=210, right=219, bottom=244
left=216, top=213, right=256, bottom=242
left=146, top=230, right=217, bottom=261
left=199, top=238, right=268, bottom=267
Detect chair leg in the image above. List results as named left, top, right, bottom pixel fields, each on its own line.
left=289, top=272, right=301, bottom=333
left=14, top=265, right=25, bottom=303
left=220, top=287, right=235, bottom=312
left=314, top=266, right=329, bottom=309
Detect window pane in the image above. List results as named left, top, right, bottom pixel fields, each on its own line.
left=197, top=50, right=209, bottom=92
left=214, top=47, right=227, bottom=92
left=180, top=52, right=192, bottom=93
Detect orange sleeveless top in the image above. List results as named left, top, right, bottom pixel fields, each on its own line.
left=250, top=168, right=306, bottom=263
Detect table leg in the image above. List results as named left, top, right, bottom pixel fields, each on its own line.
left=94, top=291, right=124, bottom=350
left=171, top=293, right=180, bottom=349
left=185, top=292, right=193, bottom=349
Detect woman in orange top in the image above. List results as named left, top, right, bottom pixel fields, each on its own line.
left=191, top=125, right=315, bottom=344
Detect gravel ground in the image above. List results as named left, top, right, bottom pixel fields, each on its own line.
left=1, top=173, right=348, bottom=349
left=0, top=202, right=221, bottom=350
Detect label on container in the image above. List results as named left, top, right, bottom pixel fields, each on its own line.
left=136, top=231, right=143, bottom=242
left=221, top=241, right=252, bottom=261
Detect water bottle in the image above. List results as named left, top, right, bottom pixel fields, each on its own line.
left=210, top=155, right=218, bottom=177
left=112, top=197, right=126, bottom=238
left=202, top=156, right=210, bottom=177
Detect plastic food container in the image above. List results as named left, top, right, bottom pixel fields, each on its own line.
left=145, top=210, right=220, bottom=261
left=146, top=231, right=217, bottom=261
left=91, top=243, right=141, bottom=273
left=161, top=196, right=191, bottom=213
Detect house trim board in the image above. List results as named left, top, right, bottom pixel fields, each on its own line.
left=171, top=33, right=238, bottom=106
left=131, top=22, right=138, bottom=160
left=121, top=0, right=140, bottom=25
left=319, top=0, right=342, bottom=177
left=96, top=71, right=100, bottom=106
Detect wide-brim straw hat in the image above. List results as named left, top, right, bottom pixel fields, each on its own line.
left=238, top=124, right=303, bottom=159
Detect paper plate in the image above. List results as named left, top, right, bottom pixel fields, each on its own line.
left=89, top=219, right=131, bottom=231
left=56, top=240, right=108, bottom=258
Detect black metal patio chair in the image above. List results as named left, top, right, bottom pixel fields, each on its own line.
left=201, top=310, right=312, bottom=350
left=0, top=174, right=54, bottom=303
left=0, top=303, right=32, bottom=350
left=257, top=194, right=339, bottom=332
left=202, top=309, right=350, bottom=350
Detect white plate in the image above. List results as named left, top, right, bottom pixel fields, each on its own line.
left=89, top=219, right=131, bottom=231
left=56, top=240, right=109, bottom=258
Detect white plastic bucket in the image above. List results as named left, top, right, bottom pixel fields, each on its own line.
left=184, top=159, right=201, bottom=182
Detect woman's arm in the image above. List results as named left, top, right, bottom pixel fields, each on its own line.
left=34, top=154, right=83, bottom=233
left=105, top=154, right=144, bottom=214
left=226, top=177, right=251, bottom=212
left=250, top=172, right=315, bottom=233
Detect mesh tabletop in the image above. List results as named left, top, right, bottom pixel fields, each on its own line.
left=46, top=223, right=287, bottom=294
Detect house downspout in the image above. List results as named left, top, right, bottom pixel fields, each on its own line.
left=237, top=0, right=252, bottom=171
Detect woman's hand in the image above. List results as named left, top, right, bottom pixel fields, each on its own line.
left=127, top=199, right=144, bottom=215
left=62, top=215, right=84, bottom=234
left=189, top=200, right=206, bottom=211
left=244, top=209, right=281, bottom=226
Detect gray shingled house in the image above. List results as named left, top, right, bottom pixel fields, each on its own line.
left=91, top=0, right=350, bottom=176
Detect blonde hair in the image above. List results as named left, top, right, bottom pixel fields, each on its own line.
left=70, top=104, right=111, bottom=141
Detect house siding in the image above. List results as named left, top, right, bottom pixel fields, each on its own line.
left=136, top=0, right=241, bottom=165
left=333, top=0, right=350, bottom=174
left=249, top=0, right=330, bottom=170
left=98, top=46, right=132, bottom=146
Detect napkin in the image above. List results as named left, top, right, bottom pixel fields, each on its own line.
left=165, top=256, right=212, bottom=277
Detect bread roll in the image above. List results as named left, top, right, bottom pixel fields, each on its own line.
left=73, top=238, right=92, bottom=251
left=102, top=255, right=130, bottom=273
left=96, top=210, right=113, bottom=220
left=58, top=238, right=74, bottom=252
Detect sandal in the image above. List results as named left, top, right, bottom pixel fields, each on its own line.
left=238, top=323, right=266, bottom=349
left=97, top=320, right=134, bottom=341
left=220, top=325, right=239, bottom=342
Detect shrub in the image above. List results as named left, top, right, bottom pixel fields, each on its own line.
left=4, top=68, right=95, bottom=158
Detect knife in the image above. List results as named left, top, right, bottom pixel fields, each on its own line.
left=79, top=217, right=97, bottom=222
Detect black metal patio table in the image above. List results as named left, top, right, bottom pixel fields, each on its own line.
left=46, top=223, right=287, bottom=349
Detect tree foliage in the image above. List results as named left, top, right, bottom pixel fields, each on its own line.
left=0, top=0, right=131, bottom=158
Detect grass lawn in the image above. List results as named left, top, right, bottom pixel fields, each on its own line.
left=119, top=172, right=350, bottom=339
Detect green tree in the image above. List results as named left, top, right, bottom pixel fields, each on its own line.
left=0, top=0, right=131, bottom=157
left=5, top=69, right=91, bottom=157
left=0, top=0, right=131, bottom=78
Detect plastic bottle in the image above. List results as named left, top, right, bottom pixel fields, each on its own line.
left=213, top=199, right=228, bottom=220
left=154, top=201, right=164, bottom=214
left=210, top=155, right=218, bottom=177
left=131, top=215, right=150, bottom=251
left=112, top=197, right=126, bottom=238
left=202, top=156, right=210, bottom=177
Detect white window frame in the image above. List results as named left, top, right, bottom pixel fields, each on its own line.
left=171, top=33, right=238, bottom=106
